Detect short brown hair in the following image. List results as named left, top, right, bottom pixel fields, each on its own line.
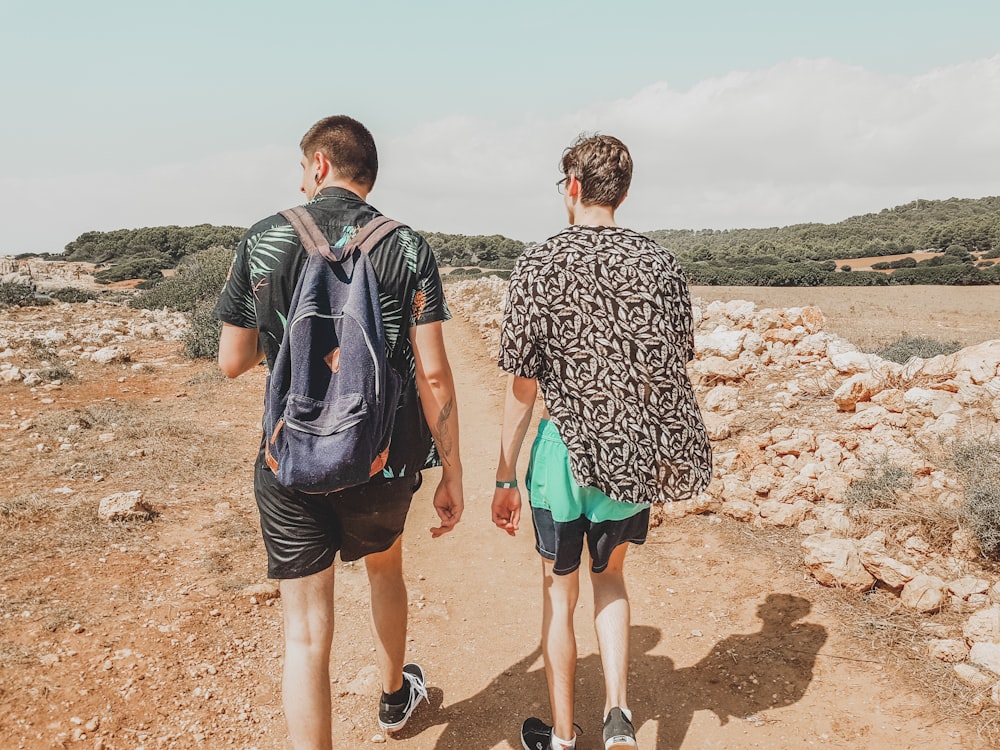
left=300, top=115, right=378, bottom=190
left=560, top=133, right=632, bottom=208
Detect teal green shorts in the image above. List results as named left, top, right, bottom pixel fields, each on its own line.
left=526, top=419, right=650, bottom=575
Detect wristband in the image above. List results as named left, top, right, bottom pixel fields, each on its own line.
left=495, top=480, right=518, bottom=489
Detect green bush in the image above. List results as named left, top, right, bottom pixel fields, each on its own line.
left=949, top=438, right=1000, bottom=557
left=49, top=287, right=97, bottom=304
left=0, top=281, right=36, bottom=307
left=94, top=257, right=166, bottom=284
left=130, top=245, right=234, bottom=360
left=874, top=335, right=962, bottom=364
left=183, top=299, right=223, bottom=359
left=844, top=457, right=913, bottom=510
left=131, top=245, right=234, bottom=313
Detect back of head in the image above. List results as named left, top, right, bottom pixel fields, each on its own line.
left=560, top=133, right=633, bottom=208
left=300, top=115, right=379, bottom=190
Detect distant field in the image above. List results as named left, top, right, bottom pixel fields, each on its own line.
left=832, top=251, right=940, bottom=272
left=690, top=285, right=1000, bottom=350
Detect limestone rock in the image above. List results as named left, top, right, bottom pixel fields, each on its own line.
left=965, top=606, right=1000, bottom=645
left=927, top=639, right=969, bottom=663
left=833, top=372, right=882, bottom=411
left=695, top=330, right=746, bottom=360
left=801, top=533, right=875, bottom=591
left=704, top=385, right=740, bottom=413
left=720, top=499, right=758, bottom=523
left=955, top=663, right=995, bottom=688
left=758, top=500, right=810, bottom=528
left=97, top=491, right=152, bottom=522
left=949, top=577, right=990, bottom=600
left=91, top=345, right=129, bottom=365
left=702, top=412, right=733, bottom=441
left=859, top=549, right=917, bottom=589
left=970, top=642, right=1000, bottom=676
left=900, top=574, right=946, bottom=613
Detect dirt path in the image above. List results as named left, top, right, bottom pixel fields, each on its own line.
left=0, top=308, right=989, bottom=749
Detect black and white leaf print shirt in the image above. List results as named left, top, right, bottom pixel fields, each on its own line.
left=499, top=225, right=712, bottom=504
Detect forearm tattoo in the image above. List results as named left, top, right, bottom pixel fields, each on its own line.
left=433, top=398, right=454, bottom=466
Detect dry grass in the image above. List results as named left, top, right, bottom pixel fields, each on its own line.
left=690, top=285, right=1000, bottom=350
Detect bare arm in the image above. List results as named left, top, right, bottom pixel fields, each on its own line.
left=410, top=321, right=464, bottom=537
left=491, top=374, right=537, bottom=536
left=217, top=323, right=264, bottom=378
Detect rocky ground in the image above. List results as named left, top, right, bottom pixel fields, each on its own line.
left=2, top=264, right=1000, bottom=748
left=447, top=276, right=1000, bottom=705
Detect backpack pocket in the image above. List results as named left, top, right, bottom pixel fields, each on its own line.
left=283, top=393, right=367, bottom=436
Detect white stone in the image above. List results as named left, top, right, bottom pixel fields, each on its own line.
left=948, top=577, right=990, bottom=600
left=704, top=385, right=740, bottom=413
left=97, top=491, right=152, bottom=522
left=830, top=351, right=878, bottom=374
left=965, top=606, right=1000, bottom=644
left=695, top=330, right=746, bottom=360
left=858, top=550, right=917, bottom=589
left=900, top=574, right=946, bottom=613
left=970, top=642, right=1000, bottom=676
left=801, top=533, right=875, bottom=591
left=91, top=345, right=128, bottom=365
left=927, top=639, right=969, bottom=663
left=955, top=663, right=995, bottom=688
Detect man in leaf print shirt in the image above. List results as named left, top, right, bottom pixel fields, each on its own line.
left=214, top=116, right=463, bottom=748
left=492, top=134, right=711, bottom=750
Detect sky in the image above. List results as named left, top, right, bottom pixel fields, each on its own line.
left=2, top=0, right=999, bottom=253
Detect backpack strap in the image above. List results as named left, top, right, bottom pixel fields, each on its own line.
left=279, top=207, right=404, bottom=263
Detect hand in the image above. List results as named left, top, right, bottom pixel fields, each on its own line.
left=491, top=487, right=521, bottom=537
left=430, top=474, right=464, bottom=538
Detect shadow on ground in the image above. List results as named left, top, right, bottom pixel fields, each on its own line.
left=424, top=593, right=827, bottom=749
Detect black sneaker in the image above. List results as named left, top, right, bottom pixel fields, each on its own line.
left=377, top=663, right=428, bottom=732
left=603, top=707, right=637, bottom=749
left=521, top=717, right=581, bottom=750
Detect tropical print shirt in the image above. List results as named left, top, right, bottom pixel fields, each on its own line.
left=215, top=187, right=451, bottom=479
left=499, top=225, right=712, bottom=505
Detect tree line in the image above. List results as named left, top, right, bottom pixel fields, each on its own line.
left=46, top=194, right=1000, bottom=286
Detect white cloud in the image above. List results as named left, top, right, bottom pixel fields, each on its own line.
left=4, top=55, right=1000, bottom=253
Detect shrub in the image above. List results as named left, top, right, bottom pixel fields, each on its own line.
left=49, top=287, right=97, bottom=303
left=131, top=245, right=235, bottom=360
left=844, top=456, right=913, bottom=510
left=874, top=335, right=962, bottom=364
left=0, top=281, right=36, bottom=307
left=183, top=299, right=223, bottom=359
left=840, top=264, right=852, bottom=272
left=130, top=245, right=234, bottom=313
left=948, top=438, right=1000, bottom=556
left=94, top=257, right=166, bottom=284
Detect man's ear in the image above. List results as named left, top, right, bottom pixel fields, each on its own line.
left=567, top=175, right=582, bottom=198
left=313, top=151, right=331, bottom=183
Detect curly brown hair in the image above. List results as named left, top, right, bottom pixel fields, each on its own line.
left=560, top=133, right=633, bottom=208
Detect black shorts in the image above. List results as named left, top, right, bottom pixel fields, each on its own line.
left=254, top=455, right=419, bottom=579
left=530, top=505, right=650, bottom=576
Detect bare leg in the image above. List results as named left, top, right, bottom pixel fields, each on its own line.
left=279, top=566, right=336, bottom=750
left=591, top=543, right=632, bottom=718
left=365, top=536, right=407, bottom=694
left=541, top=560, right=580, bottom=741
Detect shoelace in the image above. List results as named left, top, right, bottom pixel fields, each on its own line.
left=405, top=671, right=429, bottom=704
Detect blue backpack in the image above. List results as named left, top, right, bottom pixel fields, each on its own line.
left=263, top=207, right=404, bottom=493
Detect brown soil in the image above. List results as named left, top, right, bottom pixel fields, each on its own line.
left=0, top=304, right=995, bottom=749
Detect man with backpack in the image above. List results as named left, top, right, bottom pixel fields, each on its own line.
left=491, top=134, right=712, bottom=750
left=215, top=115, right=463, bottom=749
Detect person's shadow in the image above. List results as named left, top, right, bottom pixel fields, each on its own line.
left=423, top=593, right=826, bottom=749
